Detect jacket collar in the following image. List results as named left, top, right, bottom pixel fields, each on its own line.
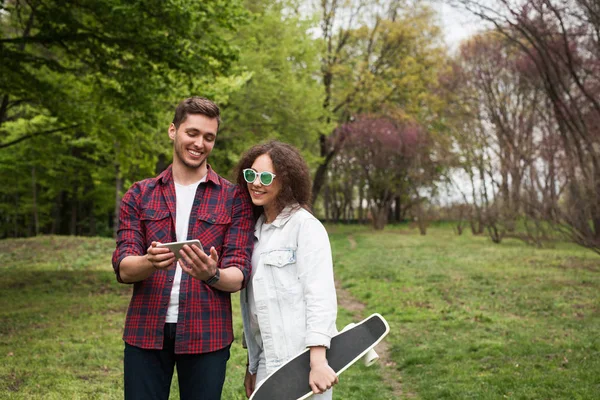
left=270, top=204, right=300, bottom=228
left=255, top=204, right=301, bottom=240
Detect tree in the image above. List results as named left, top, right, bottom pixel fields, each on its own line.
left=335, top=115, right=432, bottom=230
left=447, top=31, right=542, bottom=242
left=312, top=0, right=446, bottom=205
left=211, top=0, right=326, bottom=176
left=453, top=0, right=600, bottom=254
left=0, top=0, right=247, bottom=238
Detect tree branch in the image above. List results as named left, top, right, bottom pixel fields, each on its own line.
left=0, top=124, right=79, bottom=149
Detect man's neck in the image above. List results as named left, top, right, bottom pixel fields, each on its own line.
left=172, top=161, right=208, bottom=186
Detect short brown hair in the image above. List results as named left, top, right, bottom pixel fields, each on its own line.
left=236, top=141, right=312, bottom=220
left=172, top=97, right=221, bottom=129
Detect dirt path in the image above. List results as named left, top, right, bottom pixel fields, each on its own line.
left=334, top=235, right=406, bottom=398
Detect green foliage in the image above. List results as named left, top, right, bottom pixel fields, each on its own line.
left=0, top=0, right=248, bottom=237
left=316, top=2, right=453, bottom=218
left=0, top=0, right=459, bottom=237
left=331, top=5, right=446, bottom=124
left=210, top=0, right=326, bottom=176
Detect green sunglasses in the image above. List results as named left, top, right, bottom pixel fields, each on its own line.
left=243, top=168, right=277, bottom=186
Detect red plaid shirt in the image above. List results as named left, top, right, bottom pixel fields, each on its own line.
left=112, top=165, right=253, bottom=354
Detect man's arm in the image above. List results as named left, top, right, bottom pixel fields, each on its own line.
left=218, top=185, right=254, bottom=290
left=112, top=184, right=176, bottom=283
left=179, top=185, right=254, bottom=292
left=119, top=242, right=176, bottom=283
left=119, top=254, right=154, bottom=283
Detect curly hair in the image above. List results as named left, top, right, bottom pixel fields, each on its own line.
left=235, top=141, right=312, bottom=221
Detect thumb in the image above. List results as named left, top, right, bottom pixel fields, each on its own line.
left=210, top=246, right=219, bottom=262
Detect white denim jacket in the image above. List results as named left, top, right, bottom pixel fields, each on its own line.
left=241, top=206, right=338, bottom=375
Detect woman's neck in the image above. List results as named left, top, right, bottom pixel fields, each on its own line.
left=263, top=204, right=281, bottom=224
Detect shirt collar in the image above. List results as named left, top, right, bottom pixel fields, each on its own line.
left=157, top=164, right=221, bottom=186
left=254, top=204, right=302, bottom=241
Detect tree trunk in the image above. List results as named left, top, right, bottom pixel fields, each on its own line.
left=51, top=191, right=63, bottom=235
left=70, top=195, right=77, bottom=236
left=0, top=95, right=9, bottom=126
left=394, top=196, right=401, bottom=223
left=113, top=164, right=123, bottom=239
left=415, top=202, right=427, bottom=235
left=311, top=138, right=336, bottom=205
left=358, top=184, right=364, bottom=223
left=371, top=201, right=392, bottom=230
left=323, top=183, right=330, bottom=222
left=31, top=165, right=39, bottom=236
left=372, top=208, right=388, bottom=230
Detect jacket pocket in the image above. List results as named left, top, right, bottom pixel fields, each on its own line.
left=263, top=249, right=296, bottom=268
left=263, top=249, right=299, bottom=293
left=197, top=212, right=231, bottom=225
left=140, top=209, right=171, bottom=243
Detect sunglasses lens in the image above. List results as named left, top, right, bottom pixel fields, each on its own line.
left=260, top=173, right=273, bottom=185
left=244, top=169, right=257, bottom=183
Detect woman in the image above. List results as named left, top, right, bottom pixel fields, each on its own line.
left=236, top=141, right=339, bottom=398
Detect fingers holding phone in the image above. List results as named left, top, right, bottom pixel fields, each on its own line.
left=179, top=244, right=219, bottom=281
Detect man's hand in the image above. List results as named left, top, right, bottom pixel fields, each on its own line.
left=178, top=244, right=220, bottom=281
left=146, top=241, right=176, bottom=270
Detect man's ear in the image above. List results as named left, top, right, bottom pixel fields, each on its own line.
left=168, top=123, right=176, bottom=140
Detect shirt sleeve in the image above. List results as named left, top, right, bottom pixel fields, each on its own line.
left=296, top=218, right=338, bottom=348
left=111, top=183, right=145, bottom=283
left=219, top=185, right=254, bottom=289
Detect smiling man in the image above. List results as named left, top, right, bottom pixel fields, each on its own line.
left=112, top=97, right=254, bottom=400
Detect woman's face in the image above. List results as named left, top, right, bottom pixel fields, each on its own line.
left=247, top=154, right=282, bottom=214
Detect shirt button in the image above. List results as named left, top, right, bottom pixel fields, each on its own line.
left=163, top=302, right=168, bottom=307
left=168, top=278, right=173, bottom=282
left=211, top=217, right=216, bottom=223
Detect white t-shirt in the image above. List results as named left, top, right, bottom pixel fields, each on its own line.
left=166, top=176, right=205, bottom=323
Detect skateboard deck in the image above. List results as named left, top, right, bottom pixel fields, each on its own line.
left=249, top=313, right=390, bottom=400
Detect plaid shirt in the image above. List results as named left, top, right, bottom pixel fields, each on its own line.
left=112, top=165, right=253, bottom=354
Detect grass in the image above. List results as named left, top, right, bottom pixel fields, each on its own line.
left=1, top=226, right=599, bottom=399
left=328, top=224, right=600, bottom=399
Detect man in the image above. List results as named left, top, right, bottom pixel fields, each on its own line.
left=112, top=97, right=253, bottom=400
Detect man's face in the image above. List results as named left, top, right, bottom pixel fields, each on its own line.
left=169, top=114, right=218, bottom=171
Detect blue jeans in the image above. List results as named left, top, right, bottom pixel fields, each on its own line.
left=124, top=323, right=230, bottom=400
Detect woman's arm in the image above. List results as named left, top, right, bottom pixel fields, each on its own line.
left=308, top=346, right=339, bottom=394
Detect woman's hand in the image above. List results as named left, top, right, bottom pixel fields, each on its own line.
left=244, top=367, right=257, bottom=398
left=309, top=346, right=339, bottom=394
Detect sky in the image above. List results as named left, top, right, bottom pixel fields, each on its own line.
left=431, top=2, right=489, bottom=51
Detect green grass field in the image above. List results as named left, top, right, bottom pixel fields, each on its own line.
left=1, top=226, right=599, bottom=399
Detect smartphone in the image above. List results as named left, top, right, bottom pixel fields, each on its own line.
left=157, top=239, right=204, bottom=259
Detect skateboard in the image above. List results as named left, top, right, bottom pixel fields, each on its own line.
left=249, top=313, right=390, bottom=400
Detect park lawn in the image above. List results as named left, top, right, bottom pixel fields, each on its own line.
left=0, top=227, right=598, bottom=399
left=0, top=235, right=389, bottom=399
left=327, top=224, right=600, bottom=399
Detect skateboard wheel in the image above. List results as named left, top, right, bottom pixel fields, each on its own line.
left=363, top=348, right=379, bottom=367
